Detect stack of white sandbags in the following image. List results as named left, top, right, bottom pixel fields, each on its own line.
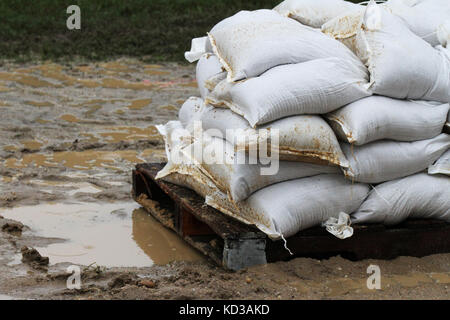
left=156, top=0, right=450, bottom=242
left=322, top=0, right=450, bottom=225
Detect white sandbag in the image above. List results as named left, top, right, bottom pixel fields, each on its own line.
left=386, top=0, right=450, bottom=46
left=184, top=36, right=213, bottom=63
left=428, top=149, right=450, bottom=176
left=274, top=0, right=362, bottom=28
left=223, top=174, right=369, bottom=239
left=322, top=1, right=450, bottom=102
left=326, top=96, right=450, bottom=145
left=206, top=57, right=370, bottom=127
left=341, top=134, right=450, bottom=183
left=196, top=54, right=226, bottom=99
left=182, top=135, right=340, bottom=202
left=162, top=170, right=369, bottom=239
left=352, top=173, right=450, bottom=225
left=179, top=97, right=349, bottom=167
left=208, top=9, right=366, bottom=82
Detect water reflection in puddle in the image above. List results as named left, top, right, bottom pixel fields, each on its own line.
left=132, top=208, right=204, bottom=264
left=0, top=203, right=204, bottom=267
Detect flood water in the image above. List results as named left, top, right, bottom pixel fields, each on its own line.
left=0, top=202, right=204, bottom=267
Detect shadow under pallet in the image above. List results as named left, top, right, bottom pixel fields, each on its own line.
left=132, top=163, right=450, bottom=271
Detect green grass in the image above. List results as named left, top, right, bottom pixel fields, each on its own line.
left=0, top=0, right=364, bottom=63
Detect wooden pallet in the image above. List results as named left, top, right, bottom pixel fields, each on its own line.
left=132, top=163, right=450, bottom=270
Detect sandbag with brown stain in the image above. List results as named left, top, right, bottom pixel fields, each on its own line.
left=179, top=97, right=349, bottom=167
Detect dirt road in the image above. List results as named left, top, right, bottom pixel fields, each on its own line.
left=0, top=59, right=449, bottom=299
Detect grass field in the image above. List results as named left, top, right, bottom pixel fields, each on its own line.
left=0, top=0, right=363, bottom=63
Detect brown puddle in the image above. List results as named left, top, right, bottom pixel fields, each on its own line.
left=99, top=126, right=159, bottom=143
left=144, top=69, right=170, bottom=76
left=159, top=104, right=178, bottom=111
left=132, top=208, right=204, bottom=264
left=180, top=81, right=198, bottom=88
left=127, top=98, right=152, bottom=110
left=60, top=114, right=81, bottom=123
left=4, top=148, right=162, bottom=170
left=99, top=61, right=137, bottom=73
left=3, top=145, right=18, bottom=152
left=26, top=101, right=54, bottom=108
left=0, top=72, right=58, bottom=88
left=18, top=75, right=59, bottom=88
left=75, top=79, right=101, bottom=88
left=100, top=78, right=154, bottom=90
left=0, top=203, right=203, bottom=267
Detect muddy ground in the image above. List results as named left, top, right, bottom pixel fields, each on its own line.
left=0, top=59, right=449, bottom=300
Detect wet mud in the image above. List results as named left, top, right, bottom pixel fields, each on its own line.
left=0, top=59, right=449, bottom=300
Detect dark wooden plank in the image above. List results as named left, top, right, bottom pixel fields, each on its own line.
left=180, top=207, right=215, bottom=237
left=267, top=223, right=450, bottom=262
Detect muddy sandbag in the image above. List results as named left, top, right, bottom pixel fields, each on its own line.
left=208, top=9, right=366, bottom=82
left=196, top=54, right=226, bottom=99
left=160, top=127, right=340, bottom=202
left=326, top=96, right=450, bottom=145
left=206, top=57, right=370, bottom=127
left=179, top=97, right=349, bottom=167
left=428, top=149, right=450, bottom=176
left=274, top=0, right=362, bottom=28
left=341, top=134, right=450, bottom=183
left=352, top=173, right=450, bottom=225
left=211, top=174, right=370, bottom=239
left=188, top=136, right=340, bottom=202
left=161, top=170, right=369, bottom=239
left=386, top=0, right=450, bottom=47
left=322, top=1, right=450, bottom=102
